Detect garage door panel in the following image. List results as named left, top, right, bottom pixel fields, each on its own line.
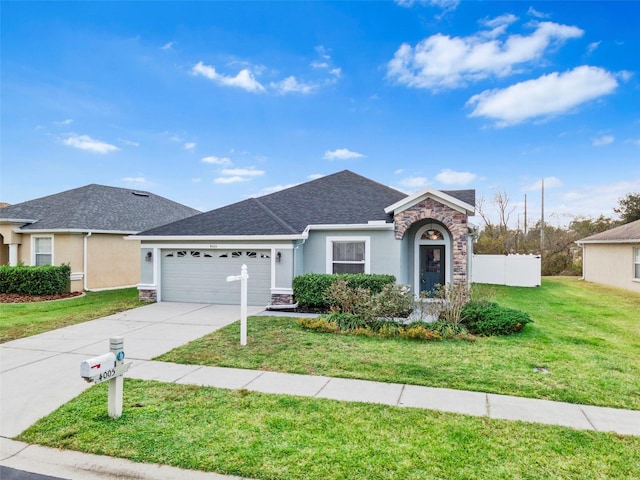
left=161, top=249, right=271, bottom=305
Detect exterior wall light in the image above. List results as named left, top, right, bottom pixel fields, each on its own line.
left=276, top=251, right=281, bottom=263
left=145, top=251, right=153, bottom=262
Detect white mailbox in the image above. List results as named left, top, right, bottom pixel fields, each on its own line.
left=80, top=352, right=130, bottom=384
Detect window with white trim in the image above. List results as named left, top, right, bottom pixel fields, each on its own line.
left=327, top=237, right=370, bottom=274
left=33, top=236, right=53, bottom=266
left=635, top=247, right=640, bottom=279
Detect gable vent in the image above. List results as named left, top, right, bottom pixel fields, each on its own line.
left=131, top=191, right=149, bottom=197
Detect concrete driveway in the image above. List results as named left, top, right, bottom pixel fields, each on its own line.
left=0, top=302, right=263, bottom=438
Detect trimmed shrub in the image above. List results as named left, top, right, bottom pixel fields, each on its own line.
left=293, top=273, right=395, bottom=310
left=461, top=301, right=533, bottom=336
left=0, top=264, right=71, bottom=295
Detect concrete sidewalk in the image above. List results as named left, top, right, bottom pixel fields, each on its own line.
left=126, top=360, right=640, bottom=436
left=2, top=302, right=639, bottom=480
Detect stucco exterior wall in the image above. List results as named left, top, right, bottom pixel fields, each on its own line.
left=583, top=243, right=640, bottom=293
left=301, top=229, right=402, bottom=279
left=87, top=234, right=141, bottom=290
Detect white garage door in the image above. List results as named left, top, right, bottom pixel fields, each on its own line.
left=161, top=249, right=271, bottom=305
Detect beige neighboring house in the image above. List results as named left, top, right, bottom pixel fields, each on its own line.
left=576, top=219, right=640, bottom=293
left=0, top=185, right=199, bottom=292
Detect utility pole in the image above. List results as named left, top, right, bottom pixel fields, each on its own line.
left=540, top=179, right=545, bottom=253
left=524, top=194, right=528, bottom=236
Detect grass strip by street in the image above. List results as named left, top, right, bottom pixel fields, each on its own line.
left=158, top=278, right=640, bottom=410
left=0, top=288, right=143, bottom=343
left=18, top=379, right=640, bottom=480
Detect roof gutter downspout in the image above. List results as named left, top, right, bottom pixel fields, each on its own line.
left=83, top=232, right=92, bottom=291
left=575, top=240, right=585, bottom=281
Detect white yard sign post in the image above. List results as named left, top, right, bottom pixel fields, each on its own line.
left=80, top=336, right=130, bottom=419
left=226, top=264, right=249, bottom=346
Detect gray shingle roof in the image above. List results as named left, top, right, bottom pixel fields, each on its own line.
left=0, top=184, right=200, bottom=232
left=578, top=219, right=640, bottom=243
left=140, top=170, right=476, bottom=237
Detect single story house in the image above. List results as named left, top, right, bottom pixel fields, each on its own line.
left=0, top=184, right=199, bottom=292
left=134, top=170, right=476, bottom=305
left=576, top=219, right=640, bottom=293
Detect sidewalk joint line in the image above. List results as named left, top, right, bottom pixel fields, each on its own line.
left=397, top=384, right=406, bottom=406
left=579, top=407, right=598, bottom=431
left=314, top=377, right=332, bottom=397
left=241, top=371, right=265, bottom=389
left=485, top=394, right=491, bottom=417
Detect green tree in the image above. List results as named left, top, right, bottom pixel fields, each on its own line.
left=614, top=192, right=640, bottom=224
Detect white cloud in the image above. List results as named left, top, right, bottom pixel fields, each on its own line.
left=592, top=135, right=614, bottom=146
left=122, top=176, right=150, bottom=187
left=119, top=138, right=140, bottom=147
left=192, top=61, right=265, bottom=93
left=161, top=41, right=174, bottom=50
left=395, top=0, right=460, bottom=10
left=53, top=118, right=73, bottom=125
left=308, top=173, right=325, bottom=180
left=330, top=67, right=342, bottom=78
left=394, top=169, right=405, bottom=174
left=466, top=66, right=618, bottom=126
left=387, top=20, right=583, bottom=91
left=555, top=178, right=640, bottom=219
left=586, top=41, right=601, bottom=55
left=184, top=142, right=196, bottom=150
left=527, top=7, right=550, bottom=19
left=311, top=61, right=329, bottom=69
left=323, top=148, right=365, bottom=160
left=254, top=183, right=300, bottom=196
left=214, top=176, right=250, bottom=184
left=62, top=134, right=119, bottom=154
left=270, top=76, right=317, bottom=95
left=192, top=178, right=202, bottom=183
left=221, top=167, right=265, bottom=177
left=201, top=155, right=232, bottom=166
left=521, top=176, right=563, bottom=192
left=435, top=169, right=477, bottom=186
left=627, top=138, right=640, bottom=147
left=399, top=176, right=430, bottom=189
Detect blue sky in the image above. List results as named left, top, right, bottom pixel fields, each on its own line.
left=2, top=0, right=639, bottom=227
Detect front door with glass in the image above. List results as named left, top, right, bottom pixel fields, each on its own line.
left=419, top=245, right=445, bottom=295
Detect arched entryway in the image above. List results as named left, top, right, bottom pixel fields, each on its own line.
left=414, top=223, right=452, bottom=296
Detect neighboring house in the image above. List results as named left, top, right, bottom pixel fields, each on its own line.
left=0, top=185, right=199, bottom=292
left=135, top=170, right=475, bottom=305
left=576, top=219, right=640, bottom=293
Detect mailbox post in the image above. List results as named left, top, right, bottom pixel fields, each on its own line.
left=80, top=336, right=130, bottom=419
left=226, top=264, right=249, bottom=346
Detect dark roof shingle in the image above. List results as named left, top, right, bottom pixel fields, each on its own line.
left=0, top=184, right=199, bottom=232
left=140, top=170, right=475, bottom=237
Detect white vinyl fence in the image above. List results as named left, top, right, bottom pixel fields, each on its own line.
left=471, top=254, right=541, bottom=287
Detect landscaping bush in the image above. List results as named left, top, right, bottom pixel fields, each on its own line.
left=293, top=273, right=395, bottom=310
left=461, top=301, right=532, bottom=336
left=0, top=264, right=71, bottom=295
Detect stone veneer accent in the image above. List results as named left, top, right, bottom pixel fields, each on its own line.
left=270, top=293, right=295, bottom=305
left=139, top=288, right=157, bottom=303
left=393, top=198, right=468, bottom=285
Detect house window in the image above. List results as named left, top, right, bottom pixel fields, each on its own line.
left=635, top=248, right=640, bottom=279
left=327, top=237, right=370, bottom=274
left=33, top=236, right=53, bottom=266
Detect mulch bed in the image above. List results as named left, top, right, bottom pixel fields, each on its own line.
left=0, top=292, right=84, bottom=304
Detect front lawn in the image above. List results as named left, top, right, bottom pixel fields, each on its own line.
left=0, top=288, right=144, bottom=343
left=18, top=379, right=640, bottom=480
left=158, top=278, right=640, bottom=410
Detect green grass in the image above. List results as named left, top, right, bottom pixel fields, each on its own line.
left=0, top=288, right=144, bottom=343
left=158, top=278, right=640, bottom=409
left=18, top=379, right=640, bottom=480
